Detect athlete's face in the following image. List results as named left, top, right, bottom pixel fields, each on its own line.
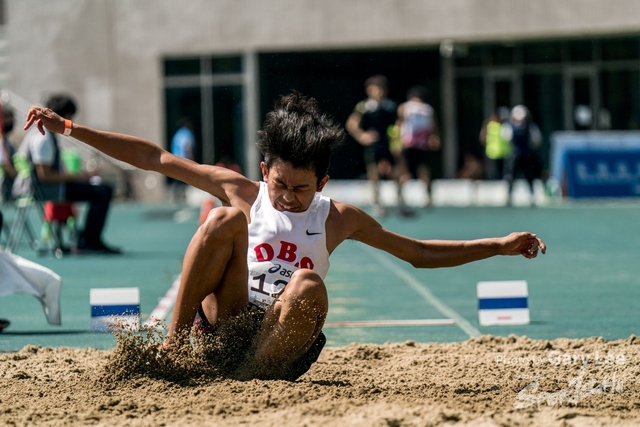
left=366, top=84, right=386, bottom=103
left=261, top=160, right=329, bottom=213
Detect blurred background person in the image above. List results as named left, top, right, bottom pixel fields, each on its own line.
left=479, top=107, right=511, bottom=180
left=16, top=94, right=121, bottom=254
left=346, top=75, right=398, bottom=217
left=457, top=151, right=484, bottom=180
left=0, top=207, right=9, bottom=332
left=502, top=105, right=543, bottom=205
left=169, top=117, right=195, bottom=203
left=0, top=107, right=17, bottom=203
left=0, top=231, right=7, bottom=331
left=396, top=85, right=441, bottom=209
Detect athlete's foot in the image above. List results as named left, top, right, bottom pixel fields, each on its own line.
left=398, top=206, right=417, bottom=218
left=156, top=336, right=181, bottom=361
left=75, top=238, right=123, bottom=255
left=155, top=342, right=169, bottom=360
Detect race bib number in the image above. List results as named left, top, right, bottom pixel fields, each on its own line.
left=248, top=261, right=299, bottom=308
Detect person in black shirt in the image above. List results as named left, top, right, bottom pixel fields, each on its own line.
left=346, top=75, right=399, bottom=217
left=17, top=95, right=120, bottom=254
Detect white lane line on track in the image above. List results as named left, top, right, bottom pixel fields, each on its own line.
left=325, top=319, right=455, bottom=328
left=362, top=246, right=482, bottom=339
left=143, top=274, right=181, bottom=327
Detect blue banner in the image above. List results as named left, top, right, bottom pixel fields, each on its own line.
left=566, top=151, right=640, bottom=198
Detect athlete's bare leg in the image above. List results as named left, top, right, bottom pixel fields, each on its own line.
left=165, top=207, right=249, bottom=345
left=395, top=154, right=410, bottom=211
left=252, top=269, right=328, bottom=378
left=417, top=163, right=432, bottom=207
left=366, top=162, right=381, bottom=211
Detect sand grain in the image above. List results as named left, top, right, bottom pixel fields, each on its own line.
left=1, top=335, right=639, bottom=426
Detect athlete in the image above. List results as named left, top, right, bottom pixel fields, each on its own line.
left=23, top=92, right=546, bottom=380
left=346, top=75, right=398, bottom=217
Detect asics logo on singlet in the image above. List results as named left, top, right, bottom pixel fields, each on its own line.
left=306, top=230, right=322, bottom=236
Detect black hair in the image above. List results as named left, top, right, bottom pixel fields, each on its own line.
left=407, top=85, right=428, bottom=102
left=46, top=94, right=77, bottom=118
left=176, top=117, right=193, bottom=129
left=364, top=75, right=388, bottom=90
left=256, top=92, right=344, bottom=183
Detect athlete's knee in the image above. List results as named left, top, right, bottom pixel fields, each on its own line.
left=199, top=206, right=247, bottom=240
left=284, top=269, right=328, bottom=308
left=290, top=269, right=324, bottom=288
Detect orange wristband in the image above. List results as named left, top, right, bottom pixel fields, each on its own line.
left=63, top=119, right=73, bottom=136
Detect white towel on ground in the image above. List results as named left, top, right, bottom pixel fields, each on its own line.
left=0, top=252, right=62, bottom=325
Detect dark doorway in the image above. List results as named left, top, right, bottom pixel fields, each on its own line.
left=165, top=87, right=202, bottom=162
left=212, top=86, right=244, bottom=172
left=259, top=49, right=441, bottom=179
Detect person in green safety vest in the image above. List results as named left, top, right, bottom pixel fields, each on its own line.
left=479, top=107, right=511, bottom=180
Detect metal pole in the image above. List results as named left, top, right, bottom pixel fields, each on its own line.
left=243, top=51, right=260, bottom=180
left=441, top=55, right=458, bottom=178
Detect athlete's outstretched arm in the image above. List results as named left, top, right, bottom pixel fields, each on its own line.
left=23, top=106, right=253, bottom=205
left=338, top=203, right=545, bottom=268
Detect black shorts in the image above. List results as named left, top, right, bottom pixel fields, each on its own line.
left=364, top=143, right=395, bottom=166
left=402, top=147, right=434, bottom=178
left=196, top=303, right=326, bottom=381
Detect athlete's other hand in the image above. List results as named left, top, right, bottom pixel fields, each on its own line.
left=359, top=130, right=380, bottom=146
left=24, top=106, right=65, bottom=136
left=427, top=135, right=441, bottom=151
left=500, top=232, right=546, bottom=259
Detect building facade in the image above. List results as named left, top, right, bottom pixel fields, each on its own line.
left=5, top=0, right=640, bottom=200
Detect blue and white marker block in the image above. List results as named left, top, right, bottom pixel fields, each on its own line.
left=90, top=287, right=140, bottom=332
left=477, top=281, right=529, bottom=326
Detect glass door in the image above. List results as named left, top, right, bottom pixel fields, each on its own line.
left=484, top=69, right=522, bottom=119
left=163, top=55, right=249, bottom=174
left=211, top=85, right=244, bottom=173
left=563, top=67, right=599, bottom=130
left=164, top=87, right=202, bottom=162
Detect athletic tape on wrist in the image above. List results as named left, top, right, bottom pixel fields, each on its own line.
left=63, top=119, right=73, bottom=137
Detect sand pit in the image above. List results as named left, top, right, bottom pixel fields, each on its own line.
left=1, top=334, right=639, bottom=426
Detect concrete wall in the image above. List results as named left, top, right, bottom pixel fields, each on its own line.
left=6, top=0, right=640, bottom=200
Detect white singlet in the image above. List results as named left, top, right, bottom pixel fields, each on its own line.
left=400, top=100, right=435, bottom=150
left=247, top=181, right=331, bottom=308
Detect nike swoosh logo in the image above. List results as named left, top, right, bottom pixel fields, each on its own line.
left=306, top=230, right=322, bottom=236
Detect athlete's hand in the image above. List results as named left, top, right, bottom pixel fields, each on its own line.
left=428, top=135, right=441, bottom=151
left=359, top=130, right=380, bottom=146
left=23, top=106, right=65, bottom=135
left=500, top=232, right=546, bottom=259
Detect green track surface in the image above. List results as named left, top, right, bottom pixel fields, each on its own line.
left=1, top=201, right=638, bottom=351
